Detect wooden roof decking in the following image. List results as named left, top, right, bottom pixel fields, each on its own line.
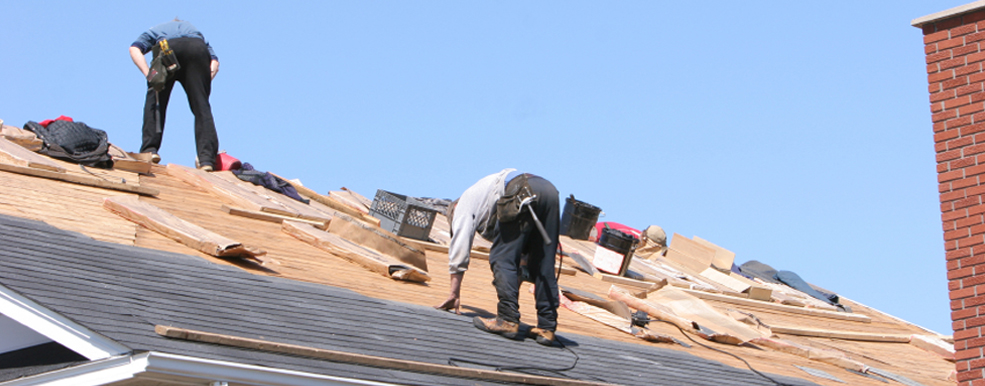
left=0, top=160, right=956, bottom=386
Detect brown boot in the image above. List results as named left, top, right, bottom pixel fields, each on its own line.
left=474, top=317, right=521, bottom=340
left=529, top=328, right=556, bottom=346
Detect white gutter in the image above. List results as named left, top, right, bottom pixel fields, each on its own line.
left=0, top=285, right=129, bottom=360
left=1, top=352, right=401, bottom=386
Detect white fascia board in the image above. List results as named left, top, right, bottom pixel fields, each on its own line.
left=0, top=353, right=146, bottom=386
left=1, top=352, right=400, bottom=386
left=143, top=352, right=400, bottom=386
left=0, top=285, right=129, bottom=360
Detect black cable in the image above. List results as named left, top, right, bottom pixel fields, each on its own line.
left=447, top=338, right=582, bottom=377
left=645, top=318, right=796, bottom=386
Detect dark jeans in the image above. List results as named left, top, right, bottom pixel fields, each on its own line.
left=140, top=37, right=219, bottom=166
left=489, top=175, right=560, bottom=331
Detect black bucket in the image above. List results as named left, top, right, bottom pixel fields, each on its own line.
left=559, top=195, right=602, bottom=240
left=598, top=227, right=637, bottom=275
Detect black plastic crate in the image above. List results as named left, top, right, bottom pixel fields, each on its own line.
left=368, top=189, right=438, bottom=241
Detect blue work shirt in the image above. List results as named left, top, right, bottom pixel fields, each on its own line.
left=131, top=21, right=217, bottom=60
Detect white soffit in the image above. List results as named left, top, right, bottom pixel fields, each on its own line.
left=0, top=285, right=128, bottom=360
left=0, top=313, right=51, bottom=354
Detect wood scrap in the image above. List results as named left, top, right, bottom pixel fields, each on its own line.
left=213, top=171, right=334, bottom=223
left=680, top=288, right=871, bottom=323
left=699, top=267, right=772, bottom=301
left=277, top=176, right=381, bottom=227
left=726, top=272, right=772, bottom=301
left=910, top=334, right=955, bottom=361
left=0, top=137, right=64, bottom=172
left=0, top=123, right=42, bottom=152
left=327, top=213, right=428, bottom=272
left=167, top=164, right=331, bottom=223
left=663, top=233, right=715, bottom=275
left=596, top=273, right=663, bottom=292
left=222, top=205, right=328, bottom=229
left=617, top=286, right=768, bottom=345
left=559, top=293, right=682, bottom=345
left=329, top=188, right=371, bottom=214
left=156, top=325, right=613, bottom=386
left=399, top=236, right=491, bottom=260
left=0, top=162, right=158, bottom=196
left=107, top=144, right=152, bottom=174
left=769, top=325, right=910, bottom=342
left=282, top=220, right=429, bottom=283
left=609, top=286, right=701, bottom=338
left=692, top=236, right=735, bottom=272
left=749, top=336, right=869, bottom=373
left=103, top=195, right=268, bottom=264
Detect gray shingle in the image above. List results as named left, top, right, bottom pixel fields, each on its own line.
left=0, top=213, right=820, bottom=386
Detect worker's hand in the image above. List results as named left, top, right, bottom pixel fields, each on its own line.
left=210, top=60, right=219, bottom=80
left=434, top=295, right=461, bottom=315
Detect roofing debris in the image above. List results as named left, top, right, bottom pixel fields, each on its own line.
left=0, top=120, right=957, bottom=386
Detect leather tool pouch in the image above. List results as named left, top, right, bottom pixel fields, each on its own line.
left=496, top=174, right=534, bottom=223
left=147, top=39, right=181, bottom=92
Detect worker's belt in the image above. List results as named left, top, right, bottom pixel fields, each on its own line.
left=147, top=39, right=181, bottom=92
left=496, top=174, right=534, bottom=223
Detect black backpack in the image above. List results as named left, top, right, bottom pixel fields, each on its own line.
left=24, top=120, right=113, bottom=169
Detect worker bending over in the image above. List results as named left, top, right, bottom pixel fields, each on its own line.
left=435, top=169, right=561, bottom=346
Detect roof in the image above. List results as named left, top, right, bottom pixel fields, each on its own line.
left=0, top=128, right=957, bottom=386
left=0, top=212, right=812, bottom=386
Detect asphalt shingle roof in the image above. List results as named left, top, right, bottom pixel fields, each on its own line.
left=0, top=213, right=817, bottom=386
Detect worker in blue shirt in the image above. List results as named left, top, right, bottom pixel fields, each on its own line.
left=129, top=19, right=219, bottom=171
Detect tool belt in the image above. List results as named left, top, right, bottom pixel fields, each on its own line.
left=496, top=174, right=534, bottom=223
left=147, top=39, right=180, bottom=92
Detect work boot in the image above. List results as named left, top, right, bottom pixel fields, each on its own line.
left=529, top=328, right=556, bottom=346
left=474, top=316, right=520, bottom=340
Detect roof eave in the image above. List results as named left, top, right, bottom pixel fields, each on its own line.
left=1, top=352, right=401, bottom=386
left=0, top=284, right=129, bottom=360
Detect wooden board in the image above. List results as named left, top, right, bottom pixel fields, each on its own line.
left=327, top=214, right=428, bottom=272
left=0, top=162, right=158, bottom=196
left=692, top=236, right=736, bottom=271
left=157, top=325, right=612, bottom=386
left=0, top=124, right=42, bottom=152
left=330, top=189, right=372, bottom=214
left=664, top=233, right=715, bottom=274
left=769, top=325, right=912, bottom=343
left=680, top=288, right=871, bottom=323
left=222, top=205, right=329, bottom=229
left=700, top=267, right=751, bottom=294
left=107, top=144, right=152, bottom=174
left=212, top=171, right=334, bottom=223
left=277, top=176, right=381, bottom=227
left=282, top=220, right=429, bottom=283
left=0, top=137, right=64, bottom=172
left=104, top=195, right=268, bottom=264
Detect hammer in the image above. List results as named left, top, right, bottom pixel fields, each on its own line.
left=519, top=195, right=551, bottom=245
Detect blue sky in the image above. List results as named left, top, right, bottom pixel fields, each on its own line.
left=0, top=1, right=963, bottom=335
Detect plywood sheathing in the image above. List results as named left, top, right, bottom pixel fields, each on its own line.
left=104, top=195, right=269, bottom=265
left=276, top=176, right=381, bottom=227
left=0, top=123, right=42, bottom=152
left=0, top=136, right=64, bottom=171
left=282, top=220, right=429, bottom=283
left=0, top=171, right=138, bottom=245
left=326, top=213, right=428, bottom=272
left=0, top=162, right=950, bottom=386
left=329, top=188, right=372, bottom=214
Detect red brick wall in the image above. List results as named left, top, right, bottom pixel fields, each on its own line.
left=922, top=8, right=985, bottom=385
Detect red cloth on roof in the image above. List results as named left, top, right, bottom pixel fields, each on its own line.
left=38, top=115, right=74, bottom=128
left=594, top=222, right=642, bottom=240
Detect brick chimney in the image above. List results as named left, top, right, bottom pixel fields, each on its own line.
left=914, top=2, right=985, bottom=384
